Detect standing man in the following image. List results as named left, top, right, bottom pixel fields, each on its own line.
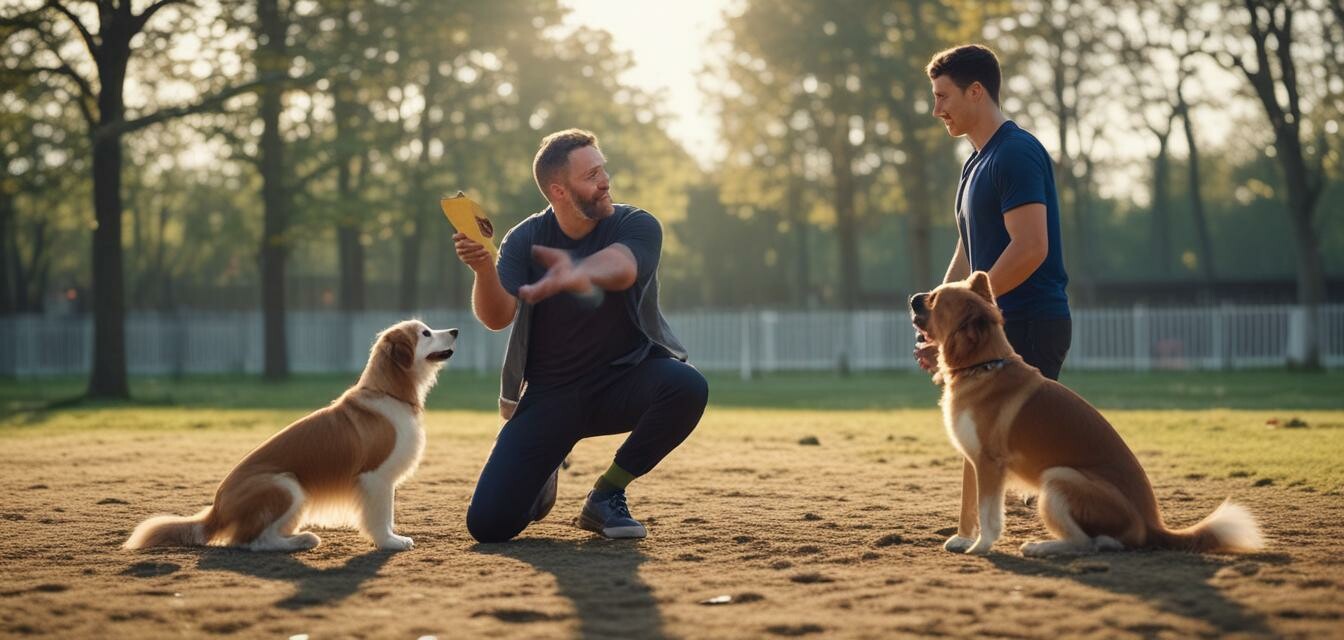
left=454, top=128, right=707, bottom=543
left=915, top=44, right=1072, bottom=381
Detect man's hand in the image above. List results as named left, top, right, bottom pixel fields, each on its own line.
left=454, top=232, right=494, bottom=273
left=913, top=331, right=939, bottom=374
left=518, top=246, right=596, bottom=304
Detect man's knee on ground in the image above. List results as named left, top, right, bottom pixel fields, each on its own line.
left=465, top=502, right=526, bottom=544
left=667, top=365, right=709, bottom=409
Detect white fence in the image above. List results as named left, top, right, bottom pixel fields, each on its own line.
left=2, top=304, right=1342, bottom=377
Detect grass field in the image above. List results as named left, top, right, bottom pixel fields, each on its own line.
left=2, top=370, right=1342, bottom=638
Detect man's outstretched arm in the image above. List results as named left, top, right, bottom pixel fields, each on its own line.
left=518, top=244, right=637, bottom=304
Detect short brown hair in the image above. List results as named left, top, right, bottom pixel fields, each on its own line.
left=926, top=44, right=1002, bottom=105
left=533, top=128, right=599, bottom=198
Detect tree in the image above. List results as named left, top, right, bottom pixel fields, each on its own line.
left=1221, top=0, right=1335, bottom=368
left=1, top=25, right=89, bottom=313
left=1115, top=1, right=1220, bottom=283
left=255, top=0, right=291, bottom=379
left=10, top=0, right=290, bottom=396
left=996, top=0, right=1118, bottom=302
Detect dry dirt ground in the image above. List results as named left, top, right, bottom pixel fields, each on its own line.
left=2, top=407, right=1342, bottom=639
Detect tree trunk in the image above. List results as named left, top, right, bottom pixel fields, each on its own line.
left=332, top=4, right=365, bottom=313
left=398, top=202, right=422, bottom=312
left=31, top=226, right=49, bottom=313
left=336, top=191, right=365, bottom=311
left=787, top=174, right=809, bottom=307
left=7, top=220, right=46, bottom=312
left=152, top=206, right=169, bottom=310
left=1276, top=128, right=1325, bottom=369
left=904, top=137, right=933, bottom=291
left=333, top=79, right=365, bottom=312
left=1150, top=129, right=1172, bottom=277
left=1179, top=103, right=1216, bottom=283
left=1233, top=0, right=1325, bottom=368
left=830, top=121, right=861, bottom=310
left=257, top=0, right=290, bottom=379
left=0, top=183, right=15, bottom=314
left=86, top=18, right=132, bottom=398
left=399, top=70, right=438, bottom=312
left=899, top=9, right=934, bottom=293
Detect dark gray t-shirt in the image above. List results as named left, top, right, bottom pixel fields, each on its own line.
left=496, top=204, right=662, bottom=387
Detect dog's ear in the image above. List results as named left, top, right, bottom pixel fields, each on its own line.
left=941, top=294, right=1001, bottom=367
left=386, top=332, right=415, bottom=369
left=967, top=271, right=994, bottom=302
left=941, top=312, right=983, bottom=367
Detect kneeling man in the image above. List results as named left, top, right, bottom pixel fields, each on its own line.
left=455, top=128, right=708, bottom=542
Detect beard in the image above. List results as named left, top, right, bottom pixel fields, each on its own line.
left=570, top=188, right=614, bottom=221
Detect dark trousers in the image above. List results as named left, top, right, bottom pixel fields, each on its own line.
left=1004, top=316, right=1072, bottom=381
left=466, top=357, right=709, bottom=543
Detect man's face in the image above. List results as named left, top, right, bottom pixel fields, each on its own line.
left=931, top=75, right=974, bottom=138
left=563, top=145, right=614, bottom=221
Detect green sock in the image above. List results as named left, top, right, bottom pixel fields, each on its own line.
left=593, top=462, right=635, bottom=493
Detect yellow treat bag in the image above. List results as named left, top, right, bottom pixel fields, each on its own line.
left=439, top=191, right=498, bottom=259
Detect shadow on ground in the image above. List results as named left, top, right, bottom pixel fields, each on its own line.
left=473, top=538, right=664, bottom=640
left=193, top=548, right=394, bottom=610
left=988, top=550, right=1290, bottom=635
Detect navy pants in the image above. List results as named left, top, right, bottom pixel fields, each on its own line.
left=466, top=357, right=709, bottom=543
left=1004, top=316, right=1072, bottom=381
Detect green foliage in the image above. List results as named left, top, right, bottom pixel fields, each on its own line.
left=1, top=0, right=1341, bottom=313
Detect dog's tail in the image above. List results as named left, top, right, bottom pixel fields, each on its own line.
left=123, top=507, right=215, bottom=550
left=1148, top=499, right=1264, bottom=553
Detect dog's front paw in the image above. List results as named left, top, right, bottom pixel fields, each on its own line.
left=943, top=535, right=975, bottom=553
left=377, top=534, right=415, bottom=551
left=965, top=537, right=996, bottom=555
left=292, top=532, right=321, bottom=550
left=1020, top=540, right=1051, bottom=557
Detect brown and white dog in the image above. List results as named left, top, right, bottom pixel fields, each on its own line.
left=124, top=320, right=457, bottom=552
left=910, top=272, right=1263, bottom=556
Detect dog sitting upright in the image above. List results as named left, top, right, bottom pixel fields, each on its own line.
left=910, top=272, right=1263, bottom=556
left=124, top=320, right=457, bottom=552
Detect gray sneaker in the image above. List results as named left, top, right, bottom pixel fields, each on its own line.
left=577, top=489, right=647, bottom=539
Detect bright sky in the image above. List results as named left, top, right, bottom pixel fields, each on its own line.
left=555, top=1, right=1258, bottom=203
left=559, top=0, right=733, bottom=166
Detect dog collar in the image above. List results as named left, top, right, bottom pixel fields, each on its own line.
left=950, top=358, right=1007, bottom=377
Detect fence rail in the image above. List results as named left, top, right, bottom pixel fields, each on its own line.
left=2, top=304, right=1342, bottom=377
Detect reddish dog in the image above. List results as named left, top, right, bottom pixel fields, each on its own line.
left=910, top=272, right=1263, bottom=556
left=124, top=320, right=456, bottom=552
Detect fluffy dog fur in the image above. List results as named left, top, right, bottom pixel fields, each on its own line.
left=124, top=320, right=457, bottom=552
left=910, top=272, right=1264, bottom=556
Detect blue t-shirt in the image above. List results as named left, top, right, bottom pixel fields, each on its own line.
left=497, top=204, right=662, bottom=386
left=955, top=120, right=1070, bottom=321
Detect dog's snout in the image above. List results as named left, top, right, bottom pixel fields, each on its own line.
left=449, top=328, right=459, bottom=338
left=909, top=293, right=928, bottom=313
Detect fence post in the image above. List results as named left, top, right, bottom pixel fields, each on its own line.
left=1286, top=305, right=1307, bottom=366
left=761, top=310, right=777, bottom=374
left=1133, top=304, right=1151, bottom=372
left=1213, top=303, right=1228, bottom=370
left=171, top=310, right=186, bottom=378
left=739, top=312, right=753, bottom=381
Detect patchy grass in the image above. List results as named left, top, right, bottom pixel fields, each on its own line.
left=4, top=369, right=1342, bottom=416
